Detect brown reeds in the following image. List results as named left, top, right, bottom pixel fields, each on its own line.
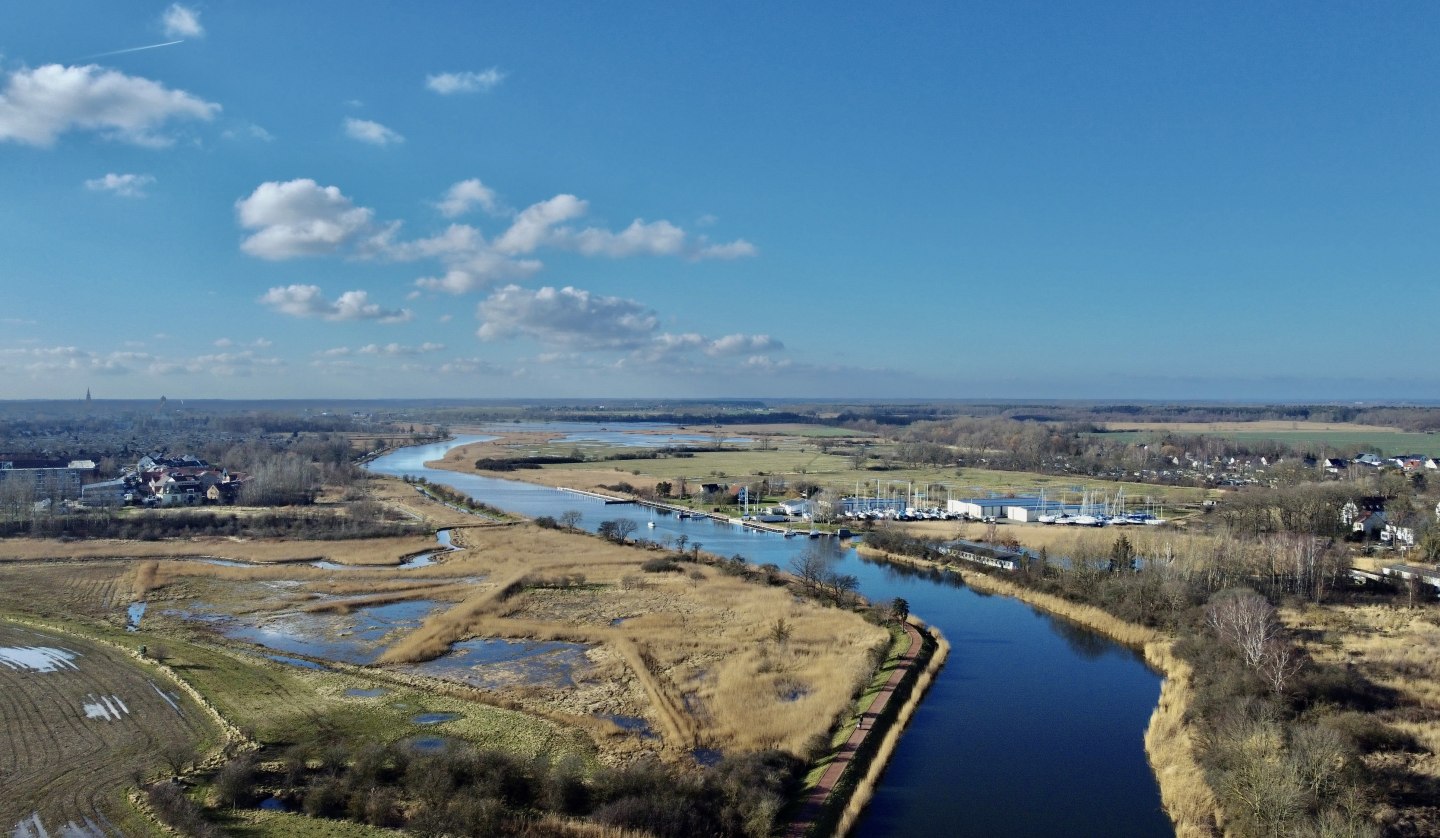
left=1142, top=640, right=1222, bottom=837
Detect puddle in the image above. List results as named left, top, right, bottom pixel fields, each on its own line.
left=0, top=646, right=79, bottom=672
left=266, top=654, right=326, bottom=670
left=344, top=687, right=388, bottom=698
left=196, top=558, right=256, bottom=567
left=781, top=688, right=808, bottom=702
left=312, top=529, right=454, bottom=571
left=599, top=713, right=658, bottom=739
left=412, top=712, right=461, bottom=725
left=692, top=747, right=724, bottom=767
left=83, top=694, right=131, bottom=721
left=406, top=638, right=593, bottom=690
left=257, top=796, right=291, bottom=812
left=214, top=599, right=442, bottom=665
left=609, top=617, right=627, bottom=627
left=126, top=602, right=147, bottom=632
left=404, top=735, right=459, bottom=753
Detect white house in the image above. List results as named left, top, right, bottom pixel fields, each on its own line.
left=1381, top=523, right=1417, bottom=549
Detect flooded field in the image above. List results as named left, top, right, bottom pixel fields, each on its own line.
left=213, top=598, right=444, bottom=665
left=405, top=637, right=595, bottom=690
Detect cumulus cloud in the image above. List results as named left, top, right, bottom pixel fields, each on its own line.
left=235, top=177, right=756, bottom=295
left=628, top=331, right=784, bottom=366
left=259, top=284, right=412, bottom=322
left=563, top=219, right=687, bottom=257
left=426, top=69, right=506, bottom=94
left=236, top=179, right=378, bottom=259
left=0, top=64, right=219, bottom=147
left=161, top=4, right=204, bottom=38
left=85, top=172, right=154, bottom=197
left=493, top=194, right=588, bottom=255
left=476, top=285, right=657, bottom=349
left=344, top=117, right=403, bottom=146
left=436, top=178, right=503, bottom=217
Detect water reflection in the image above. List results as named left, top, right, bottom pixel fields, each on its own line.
left=366, top=429, right=1172, bottom=838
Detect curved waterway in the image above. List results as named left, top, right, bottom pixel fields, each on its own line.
left=368, top=432, right=1171, bottom=837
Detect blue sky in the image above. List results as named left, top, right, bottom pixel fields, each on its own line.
left=2, top=2, right=1437, bottom=401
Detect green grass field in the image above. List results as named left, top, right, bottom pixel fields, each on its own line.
left=550, top=444, right=1203, bottom=507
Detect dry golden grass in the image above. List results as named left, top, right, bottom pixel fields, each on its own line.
left=1144, top=641, right=1223, bottom=838
left=375, top=522, right=889, bottom=760
left=1284, top=602, right=1440, bottom=796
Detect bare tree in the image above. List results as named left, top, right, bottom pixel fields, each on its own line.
left=1206, top=589, right=1279, bottom=669
left=558, top=510, right=583, bottom=531
left=789, top=546, right=830, bottom=595
left=1259, top=638, right=1304, bottom=696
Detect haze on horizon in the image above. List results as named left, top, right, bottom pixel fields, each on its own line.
left=2, top=3, right=1436, bottom=402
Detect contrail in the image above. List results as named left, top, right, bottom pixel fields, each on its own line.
left=80, top=39, right=184, bottom=60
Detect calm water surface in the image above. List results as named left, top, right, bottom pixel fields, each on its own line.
left=368, top=432, right=1171, bottom=837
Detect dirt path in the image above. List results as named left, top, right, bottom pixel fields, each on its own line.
left=0, top=622, right=211, bottom=836
left=784, top=621, right=924, bottom=837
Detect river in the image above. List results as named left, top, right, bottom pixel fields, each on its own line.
left=367, top=433, right=1172, bottom=837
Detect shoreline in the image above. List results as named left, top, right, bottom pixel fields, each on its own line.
left=856, top=545, right=1222, bottom=838
left=400, top=438, right=1205, bottom=834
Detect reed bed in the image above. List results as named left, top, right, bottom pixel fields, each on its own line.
left=1143, top=641, right=1223, bottom=838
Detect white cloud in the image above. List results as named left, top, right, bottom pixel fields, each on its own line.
left=436, top=178, right=503, bottom=217
left=85, top=172, right=154, bottom=198
left=344, top=117, right=403, bottom=146
left=0, top=64, right=219, bottom=147
left=357, top=342, right=445, bottom=356
left=565, top=219, right=687, bottom=257
left=236, top=179, right=377, bottom=259
left=0, top=344, right=289, bottom=379
left=259, top=285, right=412, bottom=322
left=161, top=4, right=204, bottom=38
left=705, top=333, right=782, bottom=356
left=425, top=69, right=506, bottom=95
left=476, top=285, right=657, bottom=349
left=493, top=194, right=588, bottom=255
left=222, top=121, right=273, bottom=142
left=235, top=179, right=756, bottom=295
left=696, top=239, right=758, bottom=260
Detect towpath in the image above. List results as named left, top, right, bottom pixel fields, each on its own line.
left=784, top=620, right=924, bottom=837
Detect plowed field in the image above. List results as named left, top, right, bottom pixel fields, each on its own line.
left=0, top=622, right=210, bottom=836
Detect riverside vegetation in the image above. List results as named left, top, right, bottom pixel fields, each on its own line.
left=862, top=520, right=1437, bottom=838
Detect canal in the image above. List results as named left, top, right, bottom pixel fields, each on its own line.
left=368, top=433, right=1171, bottom=837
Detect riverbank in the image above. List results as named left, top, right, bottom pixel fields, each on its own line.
left=857, top=545, right=1222, bottom=837
left=785, top=619, right=948, bottom=838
